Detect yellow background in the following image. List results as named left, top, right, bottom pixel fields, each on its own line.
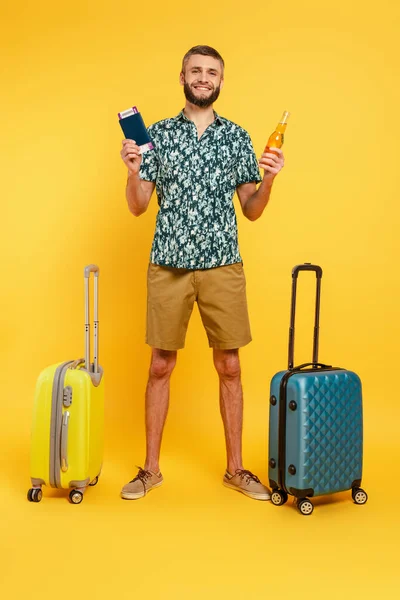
left=1, top=0, right=399, bottom=597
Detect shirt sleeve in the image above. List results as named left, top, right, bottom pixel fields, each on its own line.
left=139, top=127, right=159, bottom=182
left=235, top=131, right=262, bottom=187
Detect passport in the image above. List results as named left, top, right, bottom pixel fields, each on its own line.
left=118, top=106, right=154, bottom=153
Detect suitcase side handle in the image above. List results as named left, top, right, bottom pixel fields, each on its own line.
left=288, top=263, right=322, bottom=370
left=84, top=265, right=99, bottom=374
left=61, top=411, right=70, bottom=472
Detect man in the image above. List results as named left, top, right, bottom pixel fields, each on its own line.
left=120, top=45, right=284, bottom=501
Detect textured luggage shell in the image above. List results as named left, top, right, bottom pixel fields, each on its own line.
left=268, top=368, right=363, bottom=497
left=268, top=263, right=366, bottom=513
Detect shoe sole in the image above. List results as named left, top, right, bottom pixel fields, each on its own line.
left=223, top=481, right=271, bottom=501
left=121, top=480, right=163, bottom=500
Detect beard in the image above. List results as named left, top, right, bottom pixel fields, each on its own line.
left=183, top=80, right=221, bottom=108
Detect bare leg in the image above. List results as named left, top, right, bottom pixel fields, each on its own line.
left=144, top=348, right=177, bottom=473
left=213, top=349, right=244, bottom=474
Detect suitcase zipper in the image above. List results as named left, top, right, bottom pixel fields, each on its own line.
left=49, top=361, right=74, bottom=488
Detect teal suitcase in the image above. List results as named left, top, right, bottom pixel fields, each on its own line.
left=268, top=264, right=368, bottom=515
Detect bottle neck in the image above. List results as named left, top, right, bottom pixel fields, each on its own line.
left=276, top=122, right=287, bottom=134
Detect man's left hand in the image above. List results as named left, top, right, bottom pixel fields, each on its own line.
left=258, top=147, right=285, bottom=178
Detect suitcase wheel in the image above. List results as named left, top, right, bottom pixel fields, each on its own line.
left=352, top=488, right=368, bottom=505
left=298, top=498, right=314, bottom=516
left=89, top=476, right=99, bottom=487
left=271, top=489, right=288, bottom=506
left=27, top=488, right=42, bottom=503
left=69, top=490, right=84, bottom=505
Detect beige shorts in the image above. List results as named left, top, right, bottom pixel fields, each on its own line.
left=146, top=262, right=252, bottom=351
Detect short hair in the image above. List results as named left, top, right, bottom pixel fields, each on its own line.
left=182, top=45, right=225, bottom=75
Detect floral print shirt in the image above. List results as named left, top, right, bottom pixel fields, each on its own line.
left=139, top=109, right=262, bottom=269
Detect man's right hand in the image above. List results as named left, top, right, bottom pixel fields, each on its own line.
left=121, top=139, right=142, bottom=175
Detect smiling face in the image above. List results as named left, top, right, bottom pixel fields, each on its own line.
left=180, top=54, right=224, bottom=108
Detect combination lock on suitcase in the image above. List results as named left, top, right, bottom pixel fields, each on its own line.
left=268, top=263, right=368, bottom=515
left=28, top=265, right=104, bottom=504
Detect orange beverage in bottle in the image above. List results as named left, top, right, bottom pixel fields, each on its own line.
left=264, top=111, right=290, bottom=155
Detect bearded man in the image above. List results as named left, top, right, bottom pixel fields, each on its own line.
left=120, top=45, right=285, bottom=501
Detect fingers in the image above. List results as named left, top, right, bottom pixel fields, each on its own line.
left=259, top=165, right=280, bottom=175
left=122, top=139, right=140, bottom=152
left=258, top=150, right=285, bottom=176
left=120, top=139, right=142, bottom=162
left=266, top=147, right=283, bottom=156
left=260, top=151, right=283, bottom=162
left=259, top=149, right=284, bottom=165
left=258, top=158, right=284, bottom=169
left=259, top=158, right=280, bottom=168
left=121, top=148, right=141, bottom=159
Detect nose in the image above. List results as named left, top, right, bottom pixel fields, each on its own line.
left=197, top=71, right=211, bottom=84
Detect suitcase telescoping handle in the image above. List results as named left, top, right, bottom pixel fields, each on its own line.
left=288, top=263, right=322, bottom=370
left=84, top=264, right=99, bottom=374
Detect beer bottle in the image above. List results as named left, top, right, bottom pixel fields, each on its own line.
left=265, top=111, right=290, bottom=155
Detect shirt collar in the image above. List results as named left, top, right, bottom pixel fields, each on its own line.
left=173, top=109, right=224, bottom=126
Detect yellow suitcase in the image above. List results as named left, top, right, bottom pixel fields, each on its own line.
left=28, top=265, right=104, bottom=504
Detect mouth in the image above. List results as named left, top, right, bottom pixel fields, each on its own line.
left=193, top=85, right=212, bottom=92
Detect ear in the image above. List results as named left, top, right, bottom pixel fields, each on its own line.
left=220, top=77, right=225, bottom=90
left=179, top=71, right=185, bottom=86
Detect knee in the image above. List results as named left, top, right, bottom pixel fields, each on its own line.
left=149, top=350, right=177, bottom=379
left=214, top=352, right=241, bottom=380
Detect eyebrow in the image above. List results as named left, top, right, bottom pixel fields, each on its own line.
left=191, top=66, right=218, bottom=71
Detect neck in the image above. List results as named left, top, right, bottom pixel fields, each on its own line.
left=183, top=103, right=215, bottom=127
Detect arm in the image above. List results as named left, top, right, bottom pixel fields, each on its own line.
left=237, top=147, right=285, bottom=221
left=126, top=174, right=155, bottom=217
left=121, top=139, right=156, bottom=217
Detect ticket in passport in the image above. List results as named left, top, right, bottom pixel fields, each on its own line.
left=118, top=106, right=154, bottom=153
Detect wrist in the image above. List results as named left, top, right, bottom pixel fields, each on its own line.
left=262, top=172, right=275, bottom=185
left=127, top=170, right=140, bottom=180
